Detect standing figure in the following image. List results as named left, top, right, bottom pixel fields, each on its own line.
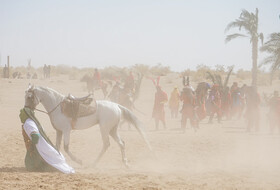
left=93, top=68, right=101, bottom=88
left=180, top=86, right=197, bottom=131
left=244, top=86, right=261, bottom=132
left=207, top=84, right=222, bottom=124
left=47, top=65, right=51, bottom=78
left=169, top=87, right=180, bottom=118
left=268, top=91, right=280, bottom=134
left=230, top=82, right=242, bottom=118
left=152, top=86, right=168, bottom=130
left=43, top=64, right=48, bottom=78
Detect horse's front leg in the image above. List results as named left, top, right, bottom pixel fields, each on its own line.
left=92, top=129, right=110, bottom=167
left=63, top=129, right=83, bottom=165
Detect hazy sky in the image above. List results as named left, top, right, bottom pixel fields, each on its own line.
left=0, top=0, right=279, bottom=71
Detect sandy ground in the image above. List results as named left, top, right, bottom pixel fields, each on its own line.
left=0, top=75, right=280, bottom=190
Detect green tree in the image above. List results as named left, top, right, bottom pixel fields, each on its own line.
left=225, top=8, right=263, bottom=86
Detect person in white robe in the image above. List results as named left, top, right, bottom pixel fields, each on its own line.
left=19, top=107, right=75, bottom=174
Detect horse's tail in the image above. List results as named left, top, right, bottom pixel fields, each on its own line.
left=118, top=105, right=153, bottom=151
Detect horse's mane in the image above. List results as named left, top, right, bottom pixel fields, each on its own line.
left=36, top=86, right=65, bottom=99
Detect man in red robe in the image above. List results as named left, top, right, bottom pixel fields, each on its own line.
left=152, top=86, right=168, bottom=130
left=180, top=87, right=197, bottom=131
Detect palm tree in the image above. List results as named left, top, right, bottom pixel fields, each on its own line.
left=225, top=8, right=263, bottom=86
left=260, top=33, right=280, bottom=82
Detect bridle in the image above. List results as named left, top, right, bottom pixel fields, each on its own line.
left=27, top=89, right=62, bottom=115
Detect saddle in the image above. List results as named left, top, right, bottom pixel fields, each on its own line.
left=67, top=94, right=93, bottom=104
left=61, top=94, right=97, bottom=128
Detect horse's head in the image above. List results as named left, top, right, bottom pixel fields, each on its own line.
left=24, top=84, right=40, bottom=109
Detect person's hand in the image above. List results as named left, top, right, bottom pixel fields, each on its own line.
left=31, top=133, right=40, bottom=145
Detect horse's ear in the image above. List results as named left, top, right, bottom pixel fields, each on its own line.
left=28, top=83, right=34, bottom=90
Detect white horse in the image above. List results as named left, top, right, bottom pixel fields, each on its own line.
left=24, top=85, right=152, bottom=168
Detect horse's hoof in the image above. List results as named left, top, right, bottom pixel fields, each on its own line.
left=124, top=163, right=130, bottom=169
left=123, top=159, right=130, bottom=169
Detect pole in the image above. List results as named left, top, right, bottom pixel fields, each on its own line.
left=7, top=56, right=10, bottom=78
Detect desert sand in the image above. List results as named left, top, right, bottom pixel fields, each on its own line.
left=0, top=75, right=280, bottom=190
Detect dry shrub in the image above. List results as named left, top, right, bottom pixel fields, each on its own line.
left=0, top=67, right=3, bottom=78
left=51, top=65, right=73, bottom=76
left=150, top=63, right=171, bottom=76
left=132, top=64, right=150, bottom=75
left=10, top=66, right=29, bottom=75
left=181, top=69, right=191, bottom=77
left=193, top=64, right=211, bottom=82
left=0, top=65, right=40, bottom=78
left=214, top=64, right=234, bottom=76
left=50, top=65, right=87, bottom=80
left=257, top=71, right=271, bottom=86
left=268, top=70, right=280, bottom=84
left=165, top=73, right=179, bottom=84
left=181, top=69, right=198, bottom=81
left=69, top=71, right=77, bottom=80
left=101, top=66, right=125, bottom=80
left=236, top=69, right=251, bottom=80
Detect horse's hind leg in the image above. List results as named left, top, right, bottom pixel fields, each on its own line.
left=109, top=126, right=129, bottom=168
left=55, top=129, right=63, bottom=150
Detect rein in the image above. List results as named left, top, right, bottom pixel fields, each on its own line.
left=48, top=101, right=62, bottom=115
left=34, top=101, right=61, bottom=115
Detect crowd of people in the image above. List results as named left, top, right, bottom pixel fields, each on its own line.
left=84, top=70, right=280, bottom=134
left=150, top=77, right=280, bottom=134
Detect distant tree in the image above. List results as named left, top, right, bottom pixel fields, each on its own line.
left=260, top=33, right=280, bottom=83
left=196, top=64, right=211, bottom=71
left=215, top=64, right=226, bottom=74
left=225, top=8, right=263, bottom=86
